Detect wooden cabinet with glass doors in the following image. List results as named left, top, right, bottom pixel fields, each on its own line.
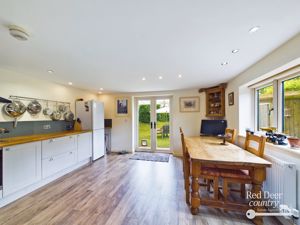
left=205, top=86, right=225, bottom=117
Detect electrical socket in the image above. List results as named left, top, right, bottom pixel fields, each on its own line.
left=43, top=124, right=51, bottom=130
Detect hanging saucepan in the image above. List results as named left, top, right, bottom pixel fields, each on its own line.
left=27, top=100, right=42, bottom=116
left=58, top=104, right=67, bottom=113
left=43, top=101, right=53, bottom=116
left=64, top=105, right=74, bottom=122
left=50, top=103, right=61, bottom=121
left=3, top=100, right=26, bottom=128
left=50, top=110, right=62, bottom=121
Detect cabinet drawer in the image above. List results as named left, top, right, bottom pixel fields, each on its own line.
left=42, top=135, right=76, bottom=159
left=42, top=150, right=76, bottom=178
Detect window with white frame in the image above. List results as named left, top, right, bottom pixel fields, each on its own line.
left=255, top=74, right=300, bottom=138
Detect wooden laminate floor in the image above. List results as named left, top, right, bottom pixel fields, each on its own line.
left=0, top=154, right=281, bottom=225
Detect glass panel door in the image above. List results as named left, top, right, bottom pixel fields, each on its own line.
left=136, top=96, right=171, bottom=152
left=137, top=99, right=152, bottom=150
left=156, top=99, right=170, bottom=150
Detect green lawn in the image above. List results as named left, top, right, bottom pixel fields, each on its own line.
left=138, top=121, right=170, bottom=148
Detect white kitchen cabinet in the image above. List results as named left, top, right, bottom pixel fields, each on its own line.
left=42, top=150, right=77, bottom=178
left=42, top=135, right=76, bottom=159
left=77, top=132, right=92, bottom=162
left=3, top=142, right=42, bottom=197
left=42, top=135, right=77, bottom=178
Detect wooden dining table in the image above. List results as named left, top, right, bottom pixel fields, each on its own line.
left=184, top=136, right=272, bottom=225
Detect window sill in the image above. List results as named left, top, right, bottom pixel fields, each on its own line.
left=238, top=134, right=300, bottom=158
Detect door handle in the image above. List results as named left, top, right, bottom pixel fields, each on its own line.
left=154, top=122, right=156, bottom=129
left=150, top=122, right=153, bottom=129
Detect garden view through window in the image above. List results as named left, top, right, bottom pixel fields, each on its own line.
left=256, top=75, right=300, bottom=138
left=283, top=76, right=300, bottom=138
left=257, top=85, right=274, bottom=131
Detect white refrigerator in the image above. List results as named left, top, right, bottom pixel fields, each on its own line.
left=76, top=100, right=105, bottom=160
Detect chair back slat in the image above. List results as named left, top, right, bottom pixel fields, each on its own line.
left=244, top=132, right=266, bottom=157
left=225, top=128, right=237, bottom=144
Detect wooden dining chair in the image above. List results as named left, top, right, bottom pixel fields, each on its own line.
left=225, top=128, right=237, bottom=144
left=221, top=132, right=267, bottom=201
left=180, top=127, right=220, bottom=204
left=180, top=127, right=191, bottom=204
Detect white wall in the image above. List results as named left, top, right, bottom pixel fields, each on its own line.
left=99, top=89, right=206, bottom=155
left=0, top=68, right=97, bottom=122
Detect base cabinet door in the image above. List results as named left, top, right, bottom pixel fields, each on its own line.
left=77, top=132, right=92, bottom=162
left=3, top=142, right=42, bottom=197
left=92, top=129, right=105, bottom=160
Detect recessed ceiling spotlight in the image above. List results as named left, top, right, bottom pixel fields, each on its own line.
left=158, top=76, right=163, bottom=80
left=47, top=69, right=54, bottom=74
left=221, top=62, right=228, bottom=66
left=68, top=82, right=73, bottom=85
left=178, top=74, right=182, bottom=78
left=249, top=26, right=260, bottom=33
left=99, top=88, right=104, bottom=91
left=232, top=49, right=239, bottom=54
left=8, top=25, right=29, bottom=41
left=142, top=77, right=146, bottom=81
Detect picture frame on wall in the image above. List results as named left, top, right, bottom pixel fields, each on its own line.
left=179, top=96, right=200, bottom=112
left=228, top=92, right=234, bottom=106
left=116, top=97, right=129, bottom=116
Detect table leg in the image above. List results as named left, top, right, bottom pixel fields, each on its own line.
left=252, top=167, right=266, bottom=225
left=190, top=160, right=201, bottom=215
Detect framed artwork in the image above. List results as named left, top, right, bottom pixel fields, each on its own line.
left=116, top=97, right=129, bottom=116
left=228, top=92, right=234, bottom=106
left=179, top=96, right=200, bottom=112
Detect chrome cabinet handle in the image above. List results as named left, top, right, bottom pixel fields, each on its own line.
left=49, top=139, right=54, bottom=143
left=5, top=148, right=10, bottom=151
left=49, top=157, right=53, bottom=161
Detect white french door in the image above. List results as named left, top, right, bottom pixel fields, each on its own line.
left=135, top=96, right=171, bottom=152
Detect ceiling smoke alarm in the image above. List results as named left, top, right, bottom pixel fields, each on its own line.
left=8, top=25, right=29, bottom=41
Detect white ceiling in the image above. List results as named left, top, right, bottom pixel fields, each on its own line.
left=0, top=0, right=300, bottom=93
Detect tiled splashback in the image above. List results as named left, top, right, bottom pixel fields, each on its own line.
left=0, top=120, right=74, bottom=138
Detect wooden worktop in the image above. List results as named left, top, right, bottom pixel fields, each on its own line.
left=0, top=130, right=92, bottom=148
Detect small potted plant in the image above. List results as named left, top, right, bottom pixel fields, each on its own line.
left=287, top=137, right=300, bottom=149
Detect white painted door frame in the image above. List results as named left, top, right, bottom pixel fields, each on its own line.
left=134, top=96, right=172, bottom=153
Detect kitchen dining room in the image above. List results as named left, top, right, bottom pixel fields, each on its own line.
left=1, top=1, right=300, bottom=225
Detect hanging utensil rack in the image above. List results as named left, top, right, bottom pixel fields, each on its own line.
left=9, top=95, right=71, bottom=106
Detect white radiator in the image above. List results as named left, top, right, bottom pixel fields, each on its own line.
left=263, top=154, right=297, bottom=209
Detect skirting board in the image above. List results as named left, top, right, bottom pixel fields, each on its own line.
left=0, top=159, right=91, bottom=208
